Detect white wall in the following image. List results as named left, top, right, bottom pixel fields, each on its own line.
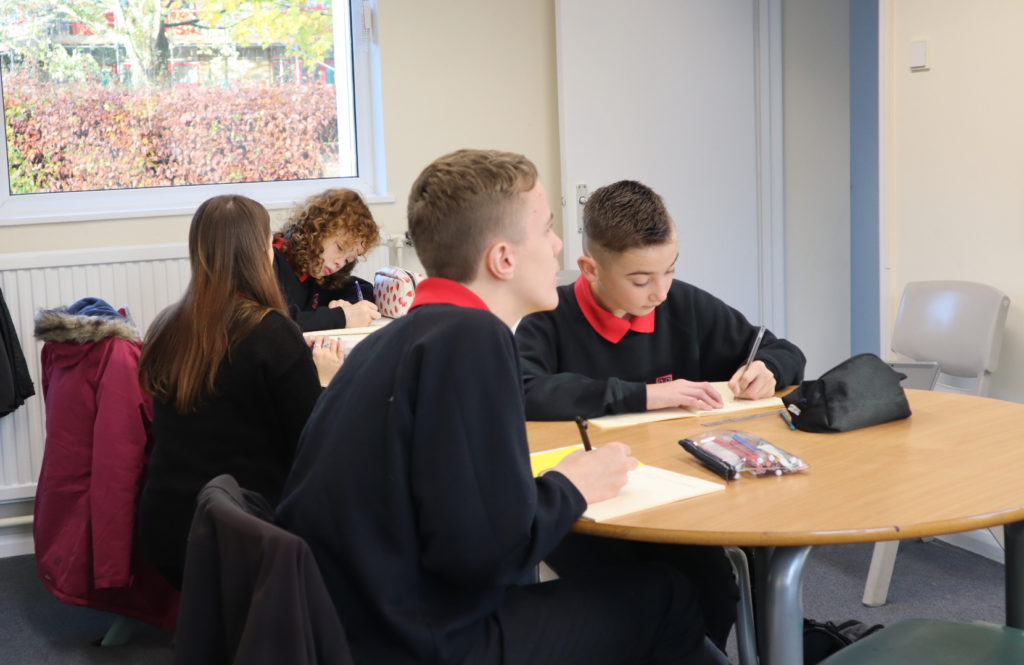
left=0, top=0, right=562, bottom=267
left=783, top=0, right=852, bottom=378
left=882, top=0, right=1024, bottom=403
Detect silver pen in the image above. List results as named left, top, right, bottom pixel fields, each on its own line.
left=742, top=325, right=767, bottom=377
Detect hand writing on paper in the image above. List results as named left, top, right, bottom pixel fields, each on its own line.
left=554, top=442, right=638, bottom=504
left=646, top=379, right=725, bottom=411
left=330, top=299, right=381, bottom=328
left=308, top=335, right=344, bottom=387
left=728, top=360, right=775, bottom=400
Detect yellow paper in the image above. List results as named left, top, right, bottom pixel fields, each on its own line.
left=529, top=444, right=583, bottom=477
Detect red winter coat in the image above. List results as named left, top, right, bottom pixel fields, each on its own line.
left=33, top=307, right=178, bottom=629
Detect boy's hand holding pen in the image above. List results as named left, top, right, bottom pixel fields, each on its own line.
left=551, top=417, right=637, bottom=504
left=728, top=324, right=776, bottom=400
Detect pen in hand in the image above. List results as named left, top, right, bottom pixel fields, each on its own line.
left=574, top=416, right=593, bottom=451
left=355, top=282, right=364, bottom=302
left=743, top=324, right=767, bottom=376
left=736, top=324, right=767, bottom=396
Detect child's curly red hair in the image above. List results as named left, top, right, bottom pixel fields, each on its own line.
left=277, top=189, right=380, bottom=288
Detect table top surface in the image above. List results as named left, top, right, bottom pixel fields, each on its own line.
left=527, top=390, right=1024, bottom=547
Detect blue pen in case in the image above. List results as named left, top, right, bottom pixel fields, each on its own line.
left=679, top=429, right=809, bottom=479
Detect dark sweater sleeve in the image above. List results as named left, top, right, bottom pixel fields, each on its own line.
left=689, top=288, right=806, bottom=389
left=273, top=248, right=349, bottom=332
left=412, top=315, right=586, bottom=586
left=516, top=312, right=645, bottom=420
left=259, top=313, right=323, bottom=461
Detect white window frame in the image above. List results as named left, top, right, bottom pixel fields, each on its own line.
left=0, top=0, right=388, bottom=226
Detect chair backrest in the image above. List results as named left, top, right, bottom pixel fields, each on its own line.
left=174, top=475, right=354, bottom=665
left=891, top=280, right=1010, bottom=396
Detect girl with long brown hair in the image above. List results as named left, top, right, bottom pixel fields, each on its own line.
left=273, top=188, right=382, bottom=330
left=137, top=194, right=342, bottom=588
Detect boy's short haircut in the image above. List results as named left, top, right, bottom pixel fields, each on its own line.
left=408, top=148, right=538, bottom=283
left=583, top=180, right=675, bottom=257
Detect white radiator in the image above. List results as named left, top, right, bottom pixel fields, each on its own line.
left=0, top=241, right=392, bottom=504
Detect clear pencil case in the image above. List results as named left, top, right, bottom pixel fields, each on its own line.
left=678, top=429, right=809, bottom=480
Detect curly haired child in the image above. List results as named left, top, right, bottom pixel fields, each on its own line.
left=273, top=188, right=382, bottom=330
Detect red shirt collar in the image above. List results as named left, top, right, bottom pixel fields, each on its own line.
left=574, top=274, right=655, bottom=344
left=410, top=278, right=491, bottom=312
left=273, top=237, right=310, bottom=283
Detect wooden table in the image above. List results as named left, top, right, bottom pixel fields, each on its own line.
left=527, top=389, right=1024, bottom=665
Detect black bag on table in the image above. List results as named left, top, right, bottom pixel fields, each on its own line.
left=782, top=353, right=911, bottom=433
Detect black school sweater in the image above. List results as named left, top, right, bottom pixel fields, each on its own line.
left=138, top=310, right=321, bottom=587
left=276, top=279, right=585, bottom=665
left=273, top=247, right=374, bottom=332
left=515, top=278, right=806, bottom=420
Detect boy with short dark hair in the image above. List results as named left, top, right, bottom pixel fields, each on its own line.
left=516, top=178, right=805, bottom=420
left=276, top=153, right=721, bottom=665
left=515, top=179, right=806, bottom=648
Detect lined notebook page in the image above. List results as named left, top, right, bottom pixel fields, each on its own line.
left=589, top=381, right=783, bottom=430
left=529, top=446, right=725, bottom=522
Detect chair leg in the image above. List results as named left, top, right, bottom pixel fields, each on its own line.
left=99, top=615, right=137, bottom=647
left=863, top=540, right=900, bottom=607
left=991, top=525, right=1006, bottom=550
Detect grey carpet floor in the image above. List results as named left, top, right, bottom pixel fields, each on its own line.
left=0, top=538, right=1005, bottom=664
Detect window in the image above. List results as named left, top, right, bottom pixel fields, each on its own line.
left=0, top=0, right=386, bottom=225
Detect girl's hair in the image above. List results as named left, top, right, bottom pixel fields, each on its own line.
left=277, top=189, right=380, bottom=289
left=139, top=195, right=287, bottom=413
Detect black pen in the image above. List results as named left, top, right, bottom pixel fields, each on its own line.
left=574, top=416, right=593, bottom=451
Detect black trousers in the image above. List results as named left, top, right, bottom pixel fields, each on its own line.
left=457, top=562, right=718, bottom=665
left=544, top=534, right=740, bottom=650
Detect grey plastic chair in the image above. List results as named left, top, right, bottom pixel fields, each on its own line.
left=863, top=280, right=1011, bottom=607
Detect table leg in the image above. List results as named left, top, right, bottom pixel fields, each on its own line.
left=1006, top=521, right=1024, bottom=628
left=763, top=545, right=812, bottom=665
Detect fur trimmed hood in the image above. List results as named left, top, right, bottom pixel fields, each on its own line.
left=35, top=303, right=140, bottom=345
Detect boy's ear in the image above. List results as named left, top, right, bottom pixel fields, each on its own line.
left=577, top=254, right=600, bottom=283
left=483, top=240, right=516, bottom=282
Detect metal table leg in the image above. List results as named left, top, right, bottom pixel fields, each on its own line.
left=763, top=545, right=812, bottom=665
left=1006, top=521, right=1024, bottom=628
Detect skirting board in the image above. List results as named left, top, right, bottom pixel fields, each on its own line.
left=0, top=523, right=33, bottom=558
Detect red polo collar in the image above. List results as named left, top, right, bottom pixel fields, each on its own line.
left=410, top=278, right=491, bottom=312
left=574, top=274, right=655, bottom=344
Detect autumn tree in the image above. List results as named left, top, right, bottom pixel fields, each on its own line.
left=0, top=0, right=335, bottom=88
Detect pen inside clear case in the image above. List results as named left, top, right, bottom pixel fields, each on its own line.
left=683, top=429, right=808, bottom=477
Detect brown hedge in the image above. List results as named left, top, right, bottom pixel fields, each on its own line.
left=4, top=76, right=342, bottom=193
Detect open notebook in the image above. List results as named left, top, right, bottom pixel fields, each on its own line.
left=301, top=317, right=391, bottom=355
left=530, top=445, right=725, bottom=522
left=588, top=381, right=783, bottom=430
